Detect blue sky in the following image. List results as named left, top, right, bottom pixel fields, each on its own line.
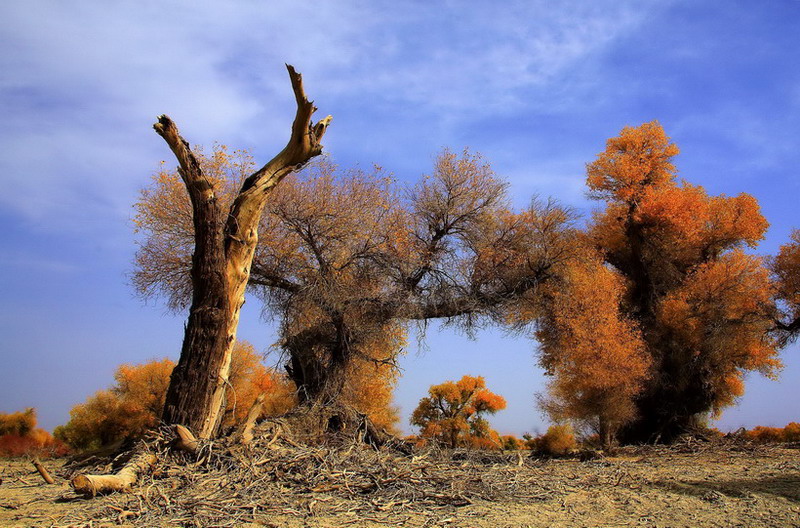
left=1, top=0, right=799, bottom=436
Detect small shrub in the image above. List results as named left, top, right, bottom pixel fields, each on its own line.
left=0, top=408, right=37, bottom=436
left=465, top=431, right=502, bottom=450
left=782, top=422, right=800, bottom=442
left=535, top=424, right=577, bottom=456
left=744, top=426, right=784, bottom=444
left=501, top=435, right=525, bottom=450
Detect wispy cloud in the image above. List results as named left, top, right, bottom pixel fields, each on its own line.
left=0, top=0, right=665, bottom=238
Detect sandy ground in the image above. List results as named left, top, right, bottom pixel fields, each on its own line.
left=1, top=445, right=799, bottom=527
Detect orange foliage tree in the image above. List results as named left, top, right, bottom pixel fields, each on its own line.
left=411, top=375, right=506, bottom=448
left=584, top=121, right=780, bottom=443
left=54, top=342, right=294, bottom=450
left=533, top=254, right=650, bottom=447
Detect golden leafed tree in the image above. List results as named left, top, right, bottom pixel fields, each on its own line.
left=584, top=121, right=780, bottom=443
left=534, top=253, right=650, bottom=447
left=411, top=375, right=506, bottom=449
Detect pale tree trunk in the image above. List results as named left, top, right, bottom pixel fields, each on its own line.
left=157, top=64, right=331, bottom=439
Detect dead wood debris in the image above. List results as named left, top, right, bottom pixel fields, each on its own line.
left=48, top=427, right=797, bottom=527
left=53, top=423, right=554, bottom=526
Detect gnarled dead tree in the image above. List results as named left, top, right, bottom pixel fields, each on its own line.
left=136, top=146, right=577, bottom=442
left=156, top=64, right=331, bottom=439
left=252, top=152, right=577, bottom=415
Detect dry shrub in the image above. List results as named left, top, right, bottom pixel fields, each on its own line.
left=783, top=422, right=800, bottom=442
left=743, top=423, right=800, bottom=444
left=0, top=430, right=69, bottom=458
left=0, top=408, right=37, bottom=436
left=501, top=435, right=525, bottom=450
left=533, top=424, right=577, bottom=456
left=745, top=426, right=785, bottom=444
left=0, top=408, right=69, bottom=458
left=464, top=431, right=502, bottom=450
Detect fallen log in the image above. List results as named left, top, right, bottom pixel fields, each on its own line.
left=71, top=453, right=157, bottom=497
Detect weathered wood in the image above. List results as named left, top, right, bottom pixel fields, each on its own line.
left=155, top=113, right=231, bottom=437
left=32, top=457, right=54, bottom=484
left=71, top=453, right=157, bottom=497
left=173, top=424, right=198, bottom=454
left=235, top=393, right=265, bottom=445
left=157, top=64, right=331, bottom=439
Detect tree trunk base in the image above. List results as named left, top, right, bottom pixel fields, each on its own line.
left=258, top=402, right=411, bottom=453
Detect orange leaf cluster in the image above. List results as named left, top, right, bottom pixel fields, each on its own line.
left=528, top=424, right=577, bottom=456
left=535, top=254, right=649, bottom=445
left=582, top=121, right=779, bottom=441
left=743, top=422, right=800, bottom=444
left=586, top=121, right=680, bottom=203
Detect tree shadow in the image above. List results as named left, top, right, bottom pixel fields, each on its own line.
left=652, top=474, right=800, bottom=503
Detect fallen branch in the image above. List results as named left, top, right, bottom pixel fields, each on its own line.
left=235, top=393, right=265, bottom=445
left=32, top=457, right=54, bottom=484
left=71, top=453, right=157, bottom=497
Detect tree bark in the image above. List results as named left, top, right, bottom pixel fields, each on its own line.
left=158, top=64, right=331, bottom=439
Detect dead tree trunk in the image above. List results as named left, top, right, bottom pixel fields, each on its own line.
left=158, top=64, right=331, bottom=439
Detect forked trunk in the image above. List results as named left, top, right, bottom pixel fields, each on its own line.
left=157, top=65, right=331, bottom=439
